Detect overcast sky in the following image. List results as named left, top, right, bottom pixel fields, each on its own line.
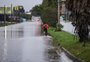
left=0, top=0, right=43, bottom=11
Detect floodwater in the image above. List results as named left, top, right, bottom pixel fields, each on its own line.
left=60, top=16, right=75, bottom=34
left=61, top=21, right=75, bottom=34
left=0, top=21, right=73, bottom=62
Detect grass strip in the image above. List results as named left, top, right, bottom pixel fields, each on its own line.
left=48, top=27, right=90, bottom=62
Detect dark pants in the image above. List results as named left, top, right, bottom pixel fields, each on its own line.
left=44, top=28, right=48, bottom=36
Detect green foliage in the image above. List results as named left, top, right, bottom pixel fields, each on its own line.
left=31, top=5, right=43, bottom=16
left=66, top=0, right=90, bottom=42
left=49, top=27, right=90, bottom=62
left=31, top=0, right=58, bottom=27
left=20, top=14, right=31, bottom=20
left=56, top=23, right=63, bottom=31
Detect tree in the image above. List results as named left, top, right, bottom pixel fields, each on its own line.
left=66, top=0, right=90, bottom=44
left=31, top=0, right=58, bottom=27
left=31, top=5, right=43, bottom=16
left=20, top=14, right=31, bottom=20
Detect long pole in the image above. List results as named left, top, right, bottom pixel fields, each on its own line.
left=58, top=0, right=60, bottom=24
left=3, top=5, right=7, bottom=62
left=11, top=4, right=13, bottom=23
left=4, top=5, right=6, bottom=24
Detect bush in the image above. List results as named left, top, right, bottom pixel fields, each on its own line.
left=56, top=23, right=63, bottom=31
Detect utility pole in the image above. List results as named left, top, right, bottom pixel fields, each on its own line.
left=4, top=5, right=6, bottom=25
left=11, top=4, right=13, bottom=23
left=58, top=0, right=61, bottom=24
left=3, top=5, right=7, bottom=62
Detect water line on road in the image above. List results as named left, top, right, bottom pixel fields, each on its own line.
left=5, top=26, right=7, bottom=39
left=2, top=26, right=8, bottom=62
left=43, top=36, right=73, bottom=62
left=0, top=22, right=75, bottom=62
left=60, top=52, right=73, bottom=62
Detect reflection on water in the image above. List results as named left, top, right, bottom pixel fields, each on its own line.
left=21, top=37, right=45, bottom=62
left=4, top=22, right=41, bottom=39
left=0, top=27, right=5, bottom=62
left=60, top=52, right=73, bottom=62
left=45, top=47, right=60, bottom=62
left=6, top=38, right=23, bottom=62
left=44, top=37, right=60, bottom=62
left=0, top=22, right=73, bottom=62
left=0, top=27, right=5, bottom=39
left=44, top=36, right=73, bottom=62
left=6, top=28, right=24, bottom=38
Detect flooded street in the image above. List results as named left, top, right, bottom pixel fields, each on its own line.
left=60, top=17, right=75, bottom=34
left=0, top=21, right=73, bottom=62
left=61, top=21, right=75, bottom=34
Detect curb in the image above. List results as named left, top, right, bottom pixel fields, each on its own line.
left=49, top=35, right=85, bottom=62
left=60, top=47, right=85, bottom=62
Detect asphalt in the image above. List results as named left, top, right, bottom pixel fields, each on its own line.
left=0, top=21, right=73, bottom=62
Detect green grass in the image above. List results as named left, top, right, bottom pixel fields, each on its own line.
left=49, top=27, right=90, bottom=62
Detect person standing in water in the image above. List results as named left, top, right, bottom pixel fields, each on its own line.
left=42, top=23, right=49, bottom=36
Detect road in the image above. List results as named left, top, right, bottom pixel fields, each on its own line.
left=0, top=21, right=73, bottom=62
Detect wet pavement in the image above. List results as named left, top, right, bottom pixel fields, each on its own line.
left=0, top=21, right=73, bottom=62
